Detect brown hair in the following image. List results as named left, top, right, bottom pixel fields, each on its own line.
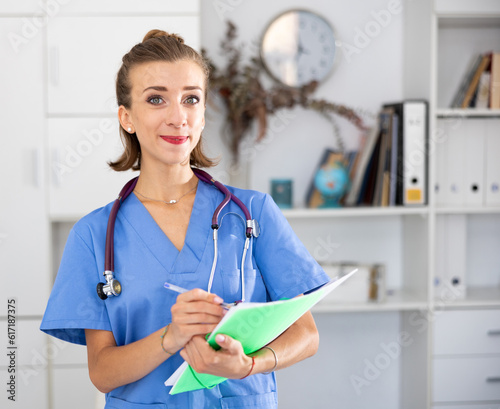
left=109, top=29, right=216, bottom=171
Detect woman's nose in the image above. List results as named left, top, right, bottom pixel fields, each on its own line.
left=166, top=103, right=187, bottom=128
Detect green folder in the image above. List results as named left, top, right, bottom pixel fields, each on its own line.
left=165, top=269, right=357, bottom=394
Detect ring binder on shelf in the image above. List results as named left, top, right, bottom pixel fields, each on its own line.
left=383, top=100, right=428, bottom=205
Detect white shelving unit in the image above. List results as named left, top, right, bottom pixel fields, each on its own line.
left=276, top=1, right=500, bottom=408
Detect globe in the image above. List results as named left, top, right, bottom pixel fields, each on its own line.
left=313, top=161, right=349, bottom=207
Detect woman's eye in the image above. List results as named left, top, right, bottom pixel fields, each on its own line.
left=147, top=96, right=163, bottom=105
left=185, top=96, right=200, bottom=105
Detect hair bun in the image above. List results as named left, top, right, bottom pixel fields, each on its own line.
left=142, top=29, right=185, bottom=44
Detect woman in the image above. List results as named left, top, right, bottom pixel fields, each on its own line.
left=41, top=29, right=329, bottom=408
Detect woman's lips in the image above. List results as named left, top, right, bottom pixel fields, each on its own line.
left=160, top=135, right=189, bottom=145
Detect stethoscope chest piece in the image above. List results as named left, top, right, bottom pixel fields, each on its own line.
left=96, top=271, right=122, bottom=300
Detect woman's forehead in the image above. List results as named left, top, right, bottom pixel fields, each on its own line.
left=129, top=60, right=205, bottom=92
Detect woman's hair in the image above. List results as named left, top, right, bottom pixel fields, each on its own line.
left=109, top=29, right=216, bottom=171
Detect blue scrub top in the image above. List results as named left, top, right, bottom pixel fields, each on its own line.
left=40, top=179, right=329, bottom=409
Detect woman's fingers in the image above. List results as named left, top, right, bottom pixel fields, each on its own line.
left=168, top=289, right=226, bottom=350
left=180, top=334, right=251, bottom=379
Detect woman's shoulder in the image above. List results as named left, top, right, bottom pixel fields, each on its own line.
left=70, top=201, right=115, bottom=240
left=225, top=184, right=267, bottom=200
left=224, top=184, right=272, bottom=212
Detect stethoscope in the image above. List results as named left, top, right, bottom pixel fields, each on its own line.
left=96, top=168, right=260, bottom=302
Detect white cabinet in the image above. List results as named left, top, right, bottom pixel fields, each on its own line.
left=52, top=366, right=98, bottom=409
left=0, top=0, right=42, bottom=14
left=0, top=17, right=50, bottom=316
left=433, top=309, right=500, bottom=404
left=47, top=117, right=135, bottom=218
left=47, top=15, right=201, bottom=115
left=429, top=2, right=500, bottom=406
left=431, top=3, right=500, bottom=304
left=57, top=0, right=199, bottom=14
left=0, top=318, right=50, bottom=408
left=1, top=4, right=202, bottom=408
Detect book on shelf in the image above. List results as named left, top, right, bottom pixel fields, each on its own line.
left=345, top=100, right=428, bottom=207
left=491, top=52, right=500, bottom=109
left=343, top=125, right=380, bottom=206
left=461, top=53, right=491, bottom=108
left=450, top=51, right=500, bottom=109
left=450, top=53, right=483, bottom=108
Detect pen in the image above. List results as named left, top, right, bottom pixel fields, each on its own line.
left=164, top=282, right=233, bottom=309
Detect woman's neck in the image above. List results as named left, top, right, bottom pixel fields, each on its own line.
left=134, top=162, right=198, bottom=202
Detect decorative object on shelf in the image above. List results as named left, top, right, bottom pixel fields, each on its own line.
left=313, top=159, right=349, bottom=208
left=201, top=20, right=367, bottom=162
left=270, top=179, right=293, bottom=209
left=306, top=149, right=355, bottom=208
left=260, top=9, right=337, bottom=88
left=318, top=263, right=386, bottom=304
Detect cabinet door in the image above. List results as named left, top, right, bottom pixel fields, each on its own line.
left=48, top=117, right=136, bottom=218
left=433, top=309, right=500, bottom=355
left=0, top=319, right=50, bottom=408
left=0, top=18, right=50, bottom=316
left=52, top=366, right=97, bottom=409
left=433, top=356, right=500, bottom=402
left=58, top=0, right=199, bottom=14
left=47, top=15, right=200, bottom=115
left=0, top=0, right=41, bottom=13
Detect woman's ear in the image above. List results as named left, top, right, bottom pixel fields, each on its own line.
left=118, top=105, right=134, bottom=133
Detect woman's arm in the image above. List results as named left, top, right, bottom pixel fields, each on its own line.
left=86, top=289, right=226, bottom=393
left=180, top=311, right=319, bottom=379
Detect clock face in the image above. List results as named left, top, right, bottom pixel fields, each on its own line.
left=261, top=10, right=337, bottom=88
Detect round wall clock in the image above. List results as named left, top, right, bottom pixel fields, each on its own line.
left=260, top=9, right=337, bottom=88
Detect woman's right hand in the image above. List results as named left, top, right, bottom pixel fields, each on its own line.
left=163, top=289, right=227, bottom=354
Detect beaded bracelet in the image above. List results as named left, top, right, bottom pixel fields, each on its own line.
left=240, top=356, right=255, bottom=379
left=160, top=325, right=173, bottom=355
left=262, top=346, right=278, bottom=374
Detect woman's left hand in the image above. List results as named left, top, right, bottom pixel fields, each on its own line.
left=180, top=334, right=253, bottom=379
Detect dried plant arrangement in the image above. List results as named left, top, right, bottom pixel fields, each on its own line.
left=202, top=21, right=368, bottom=162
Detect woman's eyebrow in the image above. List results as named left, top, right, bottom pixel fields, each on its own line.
left=142, top=85, right=167, bottom=93
left=142, top=85, right=202, bottom=93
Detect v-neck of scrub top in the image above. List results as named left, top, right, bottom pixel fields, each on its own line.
left=120, top=180, right=217, bottom=274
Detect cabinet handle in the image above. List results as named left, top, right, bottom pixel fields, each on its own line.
left=486, top=377, right=500, bottom=383
left=32, top=149, right=41, bottom=188
left=52, top=148, right=62, bottom=187
left=487, top=330, right=500, bottom=336
left=49, top=46, right=59, bottom=86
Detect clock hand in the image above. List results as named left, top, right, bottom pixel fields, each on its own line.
left=296, top=40, right=310, bottom=61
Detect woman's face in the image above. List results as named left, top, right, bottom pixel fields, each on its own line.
left=120, top=60, right=206, bottom=169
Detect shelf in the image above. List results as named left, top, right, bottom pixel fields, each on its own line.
left=282, top=206, right=428, bottom=219
left=434, top=287, right=500, bottom=309
left=313, top=290, right=428, bottom=313
left=436, top=108, right=500, bottom=118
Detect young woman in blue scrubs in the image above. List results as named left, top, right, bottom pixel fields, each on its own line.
left=41, top=30, right=329, bottom=408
